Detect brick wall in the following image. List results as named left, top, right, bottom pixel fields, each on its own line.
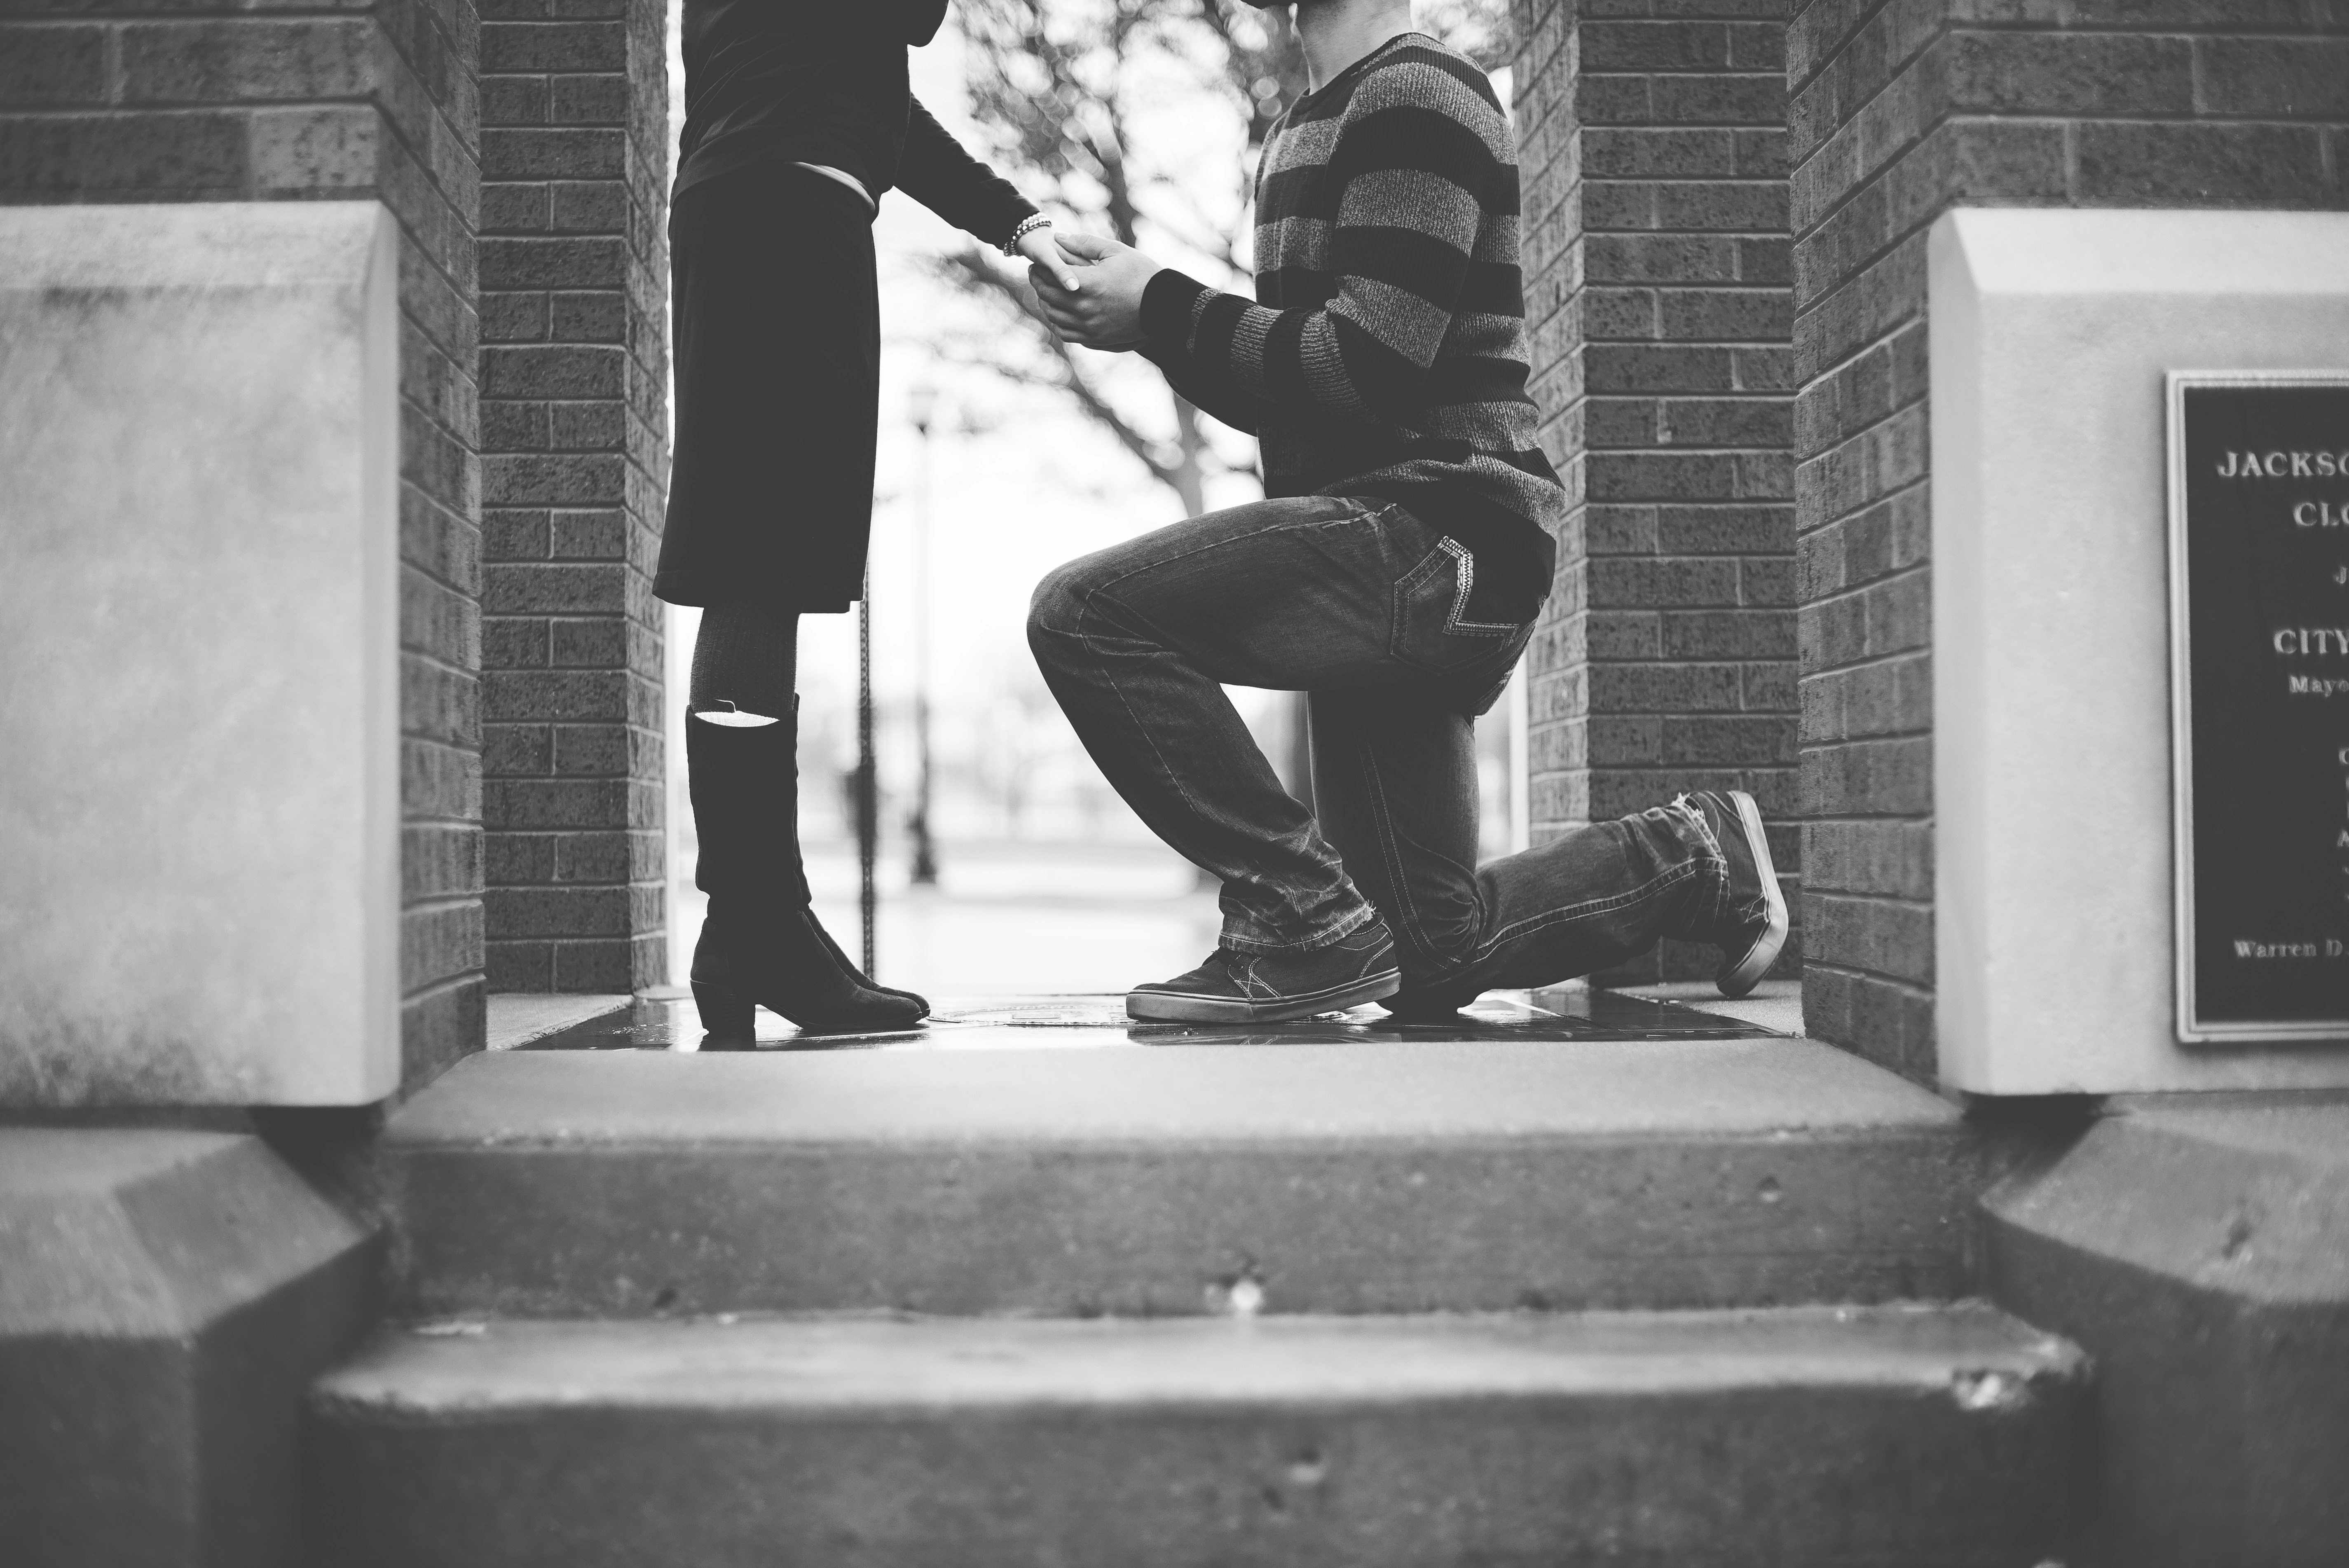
left=0, top=0, right=488, bottom=1090
left=476, top=0, right=668, bottom=994
left=1512, top=0, right=1801, bottom=984
left=1509, top=0, right=1581, bottom=854
left=1789, top=0, right=2349, bottom=1079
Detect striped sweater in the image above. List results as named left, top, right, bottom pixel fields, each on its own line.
left=1137, top=33, right=1563, bottom=623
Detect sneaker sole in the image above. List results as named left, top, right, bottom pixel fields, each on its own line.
left=1714, top=791, right=1789, bottom=999
left=1126, top=968, right=1403, bottom=1024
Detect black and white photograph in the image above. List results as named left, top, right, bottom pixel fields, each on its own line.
left=2, top=1, right=2346, bottom=1563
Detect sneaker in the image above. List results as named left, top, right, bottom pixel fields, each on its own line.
left=1679, top=790, right=1788, bottom=998
left=1128, top=921, right=1402, bottom=1023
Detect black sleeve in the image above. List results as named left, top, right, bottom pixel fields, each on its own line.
left=1134, top=94, right=1497, bottom=430
left=1137, top=339, right=1262, bottom=437
left=893, top=97, right=1038, bottom=248
left=886, top=1, right=950, bottom=46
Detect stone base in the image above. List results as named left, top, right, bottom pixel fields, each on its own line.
left=1985, top=1098, right=2349, bottom=1568
left=0, top=1130, right=379, bottom=1568
left=1930, top=208, right=2349, bottom=1094
left=0, top=201, right=403, bottom=1105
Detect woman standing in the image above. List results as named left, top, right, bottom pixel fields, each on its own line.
left=663, top=0, right=1075, bottom=1039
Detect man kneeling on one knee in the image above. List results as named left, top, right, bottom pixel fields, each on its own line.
left=1026, top=0, right=1786, bottom=1023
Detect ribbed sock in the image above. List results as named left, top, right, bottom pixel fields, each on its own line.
left=689, top=603, right=799, bottom=722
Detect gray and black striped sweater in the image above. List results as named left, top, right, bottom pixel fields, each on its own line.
left=1138, top=32, right=1563, bottom=623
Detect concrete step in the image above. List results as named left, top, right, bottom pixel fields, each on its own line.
left=308, top=1303, right=2089, bottom=1568
left=385, top=1039, right=1983, bottom=1318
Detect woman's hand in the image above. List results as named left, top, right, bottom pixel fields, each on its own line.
left=1028, top=231, right=1160, bottom=352
left=1014, top=225, right=1082, bottom=293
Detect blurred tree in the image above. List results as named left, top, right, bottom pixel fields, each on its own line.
left=937, top=0, right=1509, bottom=519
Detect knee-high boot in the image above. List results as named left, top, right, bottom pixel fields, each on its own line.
left=686, top=711, right=928, bottom=1039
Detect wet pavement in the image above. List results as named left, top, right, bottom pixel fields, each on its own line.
left=513, top=988, right=1791, bottom=1054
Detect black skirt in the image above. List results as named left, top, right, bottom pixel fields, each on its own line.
left=657, top=162, right=880, bottom=611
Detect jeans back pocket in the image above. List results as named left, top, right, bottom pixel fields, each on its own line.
left=1391, top=534, right=1527, bottom=676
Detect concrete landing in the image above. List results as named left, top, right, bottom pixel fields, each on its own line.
left=309, top=1304, right=2089, bottom=1568
left=386, top=1037, right=1979, bottom=1318
left=514, top=985, right=1797, bottom=1052
left=484, top=993, right=631, bottom=1051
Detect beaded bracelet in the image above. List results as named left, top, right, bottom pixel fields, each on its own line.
left=1001, top=213, right=1053, bottom=258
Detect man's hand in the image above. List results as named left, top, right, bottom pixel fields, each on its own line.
left=1028, top=231, right=1162, bottom=352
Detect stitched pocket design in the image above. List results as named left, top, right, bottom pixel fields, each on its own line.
left=1391, top=536, right=1522, bottom=674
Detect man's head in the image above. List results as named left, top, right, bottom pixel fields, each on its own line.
left=1237, top=2, right=1417, bottom=26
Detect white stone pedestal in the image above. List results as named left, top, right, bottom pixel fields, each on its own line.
left=1930, top=208, right=2349, bottom=1095
left=0, top=202, right=401, bottom=1105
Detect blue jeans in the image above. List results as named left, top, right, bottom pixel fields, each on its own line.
left=1028, top=496, right=1731, bottom=989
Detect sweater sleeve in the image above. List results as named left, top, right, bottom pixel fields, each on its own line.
left=893, top=96, right=1038, bottom=249
left=1136, top=341, right=1264, bottom=437
left=1137, top=88, right=1498, bottom=430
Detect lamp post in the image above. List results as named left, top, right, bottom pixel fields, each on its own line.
left=906, top=383, right=940, bottom=887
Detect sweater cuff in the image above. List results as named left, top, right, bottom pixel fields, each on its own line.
left=1140, top=269, right=1209, bottom=353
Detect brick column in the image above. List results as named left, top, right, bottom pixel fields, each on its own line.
left=1511, top=0, right=1799, bottom=985
left=478, top=0, right=668, bottom=994
left=0, top=0, right=487, bottom=1090
left=1788, top=3, right=2349, bottom=1078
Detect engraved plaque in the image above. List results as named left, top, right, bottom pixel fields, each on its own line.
left=2169, top=373, right=2349, bottom=1041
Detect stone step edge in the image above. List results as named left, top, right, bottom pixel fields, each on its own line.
left=383, top=1039, right=1965, bottom=1151
left=314, top=1301, right=2084, bottom=1419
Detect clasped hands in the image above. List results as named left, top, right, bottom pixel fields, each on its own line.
left=1023, top=230, right=1162, bottom=353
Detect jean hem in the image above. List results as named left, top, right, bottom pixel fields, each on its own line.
left=1219, top=901, right=1381, bottom=956
left=1660, top=797, right=1730, bottom=940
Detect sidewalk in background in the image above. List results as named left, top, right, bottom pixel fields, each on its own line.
left=670, top=838, right=1223, bottom=996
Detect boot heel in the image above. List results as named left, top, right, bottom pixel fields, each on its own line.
left=692, top=981, right=756, bottom=1044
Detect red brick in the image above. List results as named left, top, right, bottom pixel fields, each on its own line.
left=1651, top=72, right=1785, bottom=127
left=550, top=73, right=630, bottom=122
left=484, top=669, right=630, bottom=724
left=485, top=885, right=632, bottom=938
left=550, top=289, right=627, bottom=340
left=486, top=831, right=556, bottom=885
left=404, top=821, right=486, bottom=902
left=2195, top=37, right=2349, bottom=117
left=548, top=402, right=625, bottom=449
left=1587, top=233, right=1742, bottom=283
left=119, top=19, right=375, bottom=105
left=482, top=234, right=625, bottom=286
left=482, top=776, right=637, bottom=829
left=2072, top=121, right=2340, bottom=206
left=0, top=23, right=108, bottom=106
left=1583, top=127, right=1740, bottom=178
left=483, top=452, right=624, bottom=505
left=0, top=110, right=248, bottom=195
left=1802, top=964, right=1934, bottom=1083
left=1582, top=21, right=1731, bottom=72
left=485, top=941, right=555, bottom=991
left=402, top=900, right=486, bottom=994
left=482, top=75, right=550, bottom=126
left=482, top=125, right=622, bottom=178
left=550, top=827, right=637, bottom=881
left=1941, top=29, right=2194, bottom=117
left=482, top=20, right=625, bottom=73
